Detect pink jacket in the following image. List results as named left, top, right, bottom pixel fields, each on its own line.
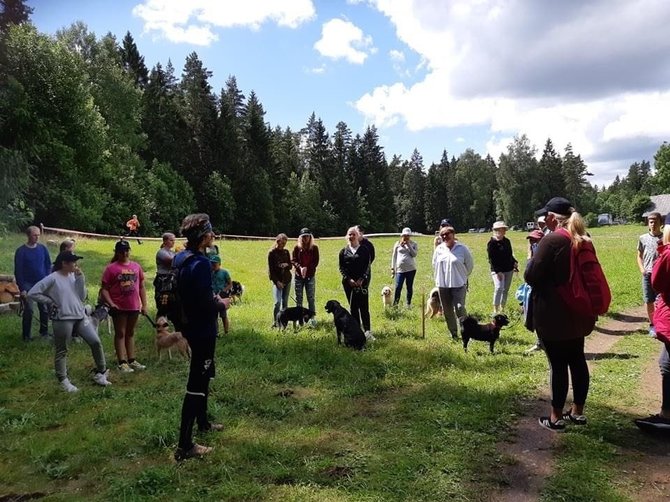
left=651, top=243, right=670, bottom=344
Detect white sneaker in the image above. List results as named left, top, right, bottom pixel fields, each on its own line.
left=92, top=370, right=112, bottom=386
left=60, top=378, right=79, bottom=393
left=118, top=363, right=134, bottom=373
left=129, top=360, right=146, bottom=371
left=364, top=330, right=376, bottom=341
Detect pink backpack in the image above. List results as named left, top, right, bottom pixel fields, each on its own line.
left=555, top=228, right=611, bottom=317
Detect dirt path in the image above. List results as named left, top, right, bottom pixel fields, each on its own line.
left=492, top=307, right=660, bottom=502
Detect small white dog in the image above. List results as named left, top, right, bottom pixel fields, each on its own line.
left=381, top=286, right=393, bottom=309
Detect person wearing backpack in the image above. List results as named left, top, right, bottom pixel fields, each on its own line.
left=525, top=197, right=597, bottom=432
left=173, top=214, right=227, bottom=461
left=635, top=213, right=670, bottom=430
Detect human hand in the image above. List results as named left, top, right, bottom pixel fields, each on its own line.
left=277, top=281, right=284, bottom=289
left=140, top=305, right=148, bottom=316
left=300, top=266, right=307, bottom=277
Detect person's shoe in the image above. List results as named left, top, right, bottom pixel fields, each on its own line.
left=174, top=443, right=212, bottom=461
left=649, top=325, right=657, bottom=338
left=538, top=416, right=566, bottom=431
left=634, top=414, right=670, bottom=430
left=524, top=343, right=543, bottom=355
left=92, top=370, right=112, bottom=387
left=118, top=363, right=134, bottom=373
left=364, top=330, right=376, bottom=341
left=60, top=378, right=79, bottom=393
left=129, top=360, right=146, bottom=371
left=562, top=411, right=587, bottom=425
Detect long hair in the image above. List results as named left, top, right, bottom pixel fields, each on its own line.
left=297, top=233, right=313, bottom=250
left=662, top=223, right=670, bottom=245
left=552, top=211, right=590, bottom=248
left=180, top=213, right=211, bottom=251
left=272, top=233, right=288, bottom=250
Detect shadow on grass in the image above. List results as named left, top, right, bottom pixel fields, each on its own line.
left=602, top=312, right=647, bottom=323
left=593, top=325, right=645, bottom=336
left=585, top=352, right=639, bottom=361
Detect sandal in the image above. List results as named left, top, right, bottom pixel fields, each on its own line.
left=562, top=411, right=587, bottom=425
left=538, top=416, right=566, bottom=431
left=174, top=443, right=212, bottom=461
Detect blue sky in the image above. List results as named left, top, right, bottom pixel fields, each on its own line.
left=29, top=0, right=670, bottom=187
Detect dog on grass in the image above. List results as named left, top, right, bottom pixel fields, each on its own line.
left=424, top=287, right=443, bottom=318
left=86, top=303, right=111, bottom=335
left=381, top=286, right=393, bottom=309
left=155, top=316, right=191, bottom=360
left=229, top=281, right=244, bottom=304
left=460, top=314, right=509, bottom=353
left=277, top=306, right=316, bottom=331
left=324, top=300, right=366, bottom=350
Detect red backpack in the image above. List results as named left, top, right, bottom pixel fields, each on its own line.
left=555, top=228, right=611, bottom=317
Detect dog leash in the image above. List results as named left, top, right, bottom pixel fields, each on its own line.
left=141, top=311, right=157, bottom=328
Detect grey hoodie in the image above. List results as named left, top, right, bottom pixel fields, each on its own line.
left=28, top=272, right=87, bottom=320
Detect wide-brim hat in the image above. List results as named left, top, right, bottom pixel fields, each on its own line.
left=492, top=221, right=508, bottom=230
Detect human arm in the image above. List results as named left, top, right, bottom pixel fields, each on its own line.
left=14, top=247, right=25, bottom=294
left=463, top=246, right=474, bottom=276
left=637, top=240, right=646, bottom=274
left=139, top=274, right=148, bottom=315
left=408, top=241, right=418, bottom=258
left=73, top=271, right=87, bottom=302
left=390, top=242, right=399, bottom=273
left=27, top=275, right=55, bottom=305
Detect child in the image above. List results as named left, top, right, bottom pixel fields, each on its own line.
left=210, top=255, right=231, bottom=335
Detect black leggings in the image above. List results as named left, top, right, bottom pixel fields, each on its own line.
left=343, top=282, right=370, bottom=332
left=178, top=334, right=216, bottom=450
left=543, top=337, right=589, bottom=410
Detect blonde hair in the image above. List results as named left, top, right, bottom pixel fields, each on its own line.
left=297, top=233, right=313, bottom=250
left=663, top=224, right=670, bottom=245
left=272, top=233, right=288, bottom=250
left=551, top=211, right=590, bottom=248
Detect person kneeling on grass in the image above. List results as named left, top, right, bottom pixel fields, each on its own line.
left=635, top=213, right=670, bottom=430
left=28, top=251, right=111, bottom=392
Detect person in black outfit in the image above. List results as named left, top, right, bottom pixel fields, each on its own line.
left=173, top=213, right=227, bottom=461
left=340, top=226, right=374, bottom=341
left=487, top=221, right=518, bottom=314
left=356, top=225, right=375, bottom=283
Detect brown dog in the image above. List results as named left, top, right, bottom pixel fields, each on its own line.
left=155, top=316, right=191, bottom=360
left=424, top=287, right=443, bottom=318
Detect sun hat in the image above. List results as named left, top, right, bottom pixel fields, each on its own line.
left=535, top=197, right=574, bottom=217
left=401, top=227, right=412, bottom=236
left=492, top=221, right=508, bottom=230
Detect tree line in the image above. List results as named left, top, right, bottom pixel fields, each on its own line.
left=1, top=2, right=668, bottom=236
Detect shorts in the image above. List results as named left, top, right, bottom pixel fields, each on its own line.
left=642, top=273, right=658, bottom=304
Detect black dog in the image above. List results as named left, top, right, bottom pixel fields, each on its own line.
left=460, top=314, right=510, bottom=353
left=324, top=300, right=366, bottom=350
left=222, top=281, right=245, bottom=304
left=277, top=306, right=315, bottom=331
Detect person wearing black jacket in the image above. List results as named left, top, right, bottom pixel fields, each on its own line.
left=340, top=226, right=374, bottom=340
left=173, top=214, right=226, bottom=461
left=487, top=221, right=518, bottom=314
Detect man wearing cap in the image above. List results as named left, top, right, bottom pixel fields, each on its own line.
left=28, top=251, right=111, bottom=392
left=638, top=212, right=663, bottom=337
left=391, top=227, right=418, bottom=307
left=15, top=225, right=52, bottom=341
left=292, top=228, right=320, bottom=316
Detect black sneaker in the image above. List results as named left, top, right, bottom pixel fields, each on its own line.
left=538, top=416, right=566, bottom=431
left=634, top=414, right=670, bottom=430
left=562, top=411, right=587, bottom=425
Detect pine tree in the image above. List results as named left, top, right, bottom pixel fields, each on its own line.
left=0, top=0, right=33, bottom=34
left=119, top=31, right=148, bottom=88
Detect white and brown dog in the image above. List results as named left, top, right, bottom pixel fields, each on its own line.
left=424, top=287, right=443, bottom=318
left=155, top=316, right=191, bottom=360
left=381, top=286, right=393, bottom=309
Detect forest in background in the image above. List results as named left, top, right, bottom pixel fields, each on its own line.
left=1, top=1, right=670, bottom=237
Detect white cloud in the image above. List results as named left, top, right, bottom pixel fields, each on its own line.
left=306, top=64, right=327, bottom=75
left=356, top=0, right=670, bottom=183
left=314, top=18, right=375, bottom=64
left=132, top=0, right=315, bottom=45
left=389, top=49, right=404, bottom=62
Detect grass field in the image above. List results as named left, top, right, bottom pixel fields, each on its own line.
left=0, top=225, right=661, bottom=501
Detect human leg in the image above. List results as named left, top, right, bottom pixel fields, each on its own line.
left=491, top=272, right=504, bottom=312
left=451, top=285, right=468, bottom=322
left=112, top=312, right=129, bottom=364
left=393, top=273, right=405, bottom=305
left=53, top=320, right=74, bottom=382
left=294, top=277, right=304, bottom=308
left=359, top=288, right=371, bottom=332
left=76, top=317, right=107, bottom=374
left=272, top=284, right=282, bottom=325
left=122, top=312, right=143, bottom=368
left=305, top=276, right=316, bottom=313
left=21, top=296, right=34, bottom=341
left=542, top=339, right=570, bottom=422
left=37, top=302, right=50, bottom=336
left=642, top=273, right=657, bottom=336
left=405, top=270, right=416, bottom=306
left=499, top=271, right=515, bottom=309
left=281, top=281, right=291, bottom=311
left=565, top=337, right=589, bottom=415
left=437, top=287, right=458, bottom=339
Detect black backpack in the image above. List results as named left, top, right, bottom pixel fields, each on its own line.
left=155, top=251, right=194, bottom=330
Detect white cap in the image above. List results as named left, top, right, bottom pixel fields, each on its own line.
left=401, top=227, right=412, bottom=236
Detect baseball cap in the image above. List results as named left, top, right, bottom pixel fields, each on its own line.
left=440, top=218, right=452, bottom=227
left=535, top=197, right=574, bottom=217
left=401, top=227, right=412, bottom=236
left=299, top=227, right=312, bottom=237
left=114, top=240, right=131, bottom=252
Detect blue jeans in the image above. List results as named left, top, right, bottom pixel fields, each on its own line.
left=394, top=269, right=417, bottom=306
left=295, top=276, right=316, bottom=313
left=272, top=281, right=291, bottom=324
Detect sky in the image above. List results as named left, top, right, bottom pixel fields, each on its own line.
left=28, top=0, right=670, bottom=187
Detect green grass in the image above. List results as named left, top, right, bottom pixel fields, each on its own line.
left=0, top=226, right=660, bottom=501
